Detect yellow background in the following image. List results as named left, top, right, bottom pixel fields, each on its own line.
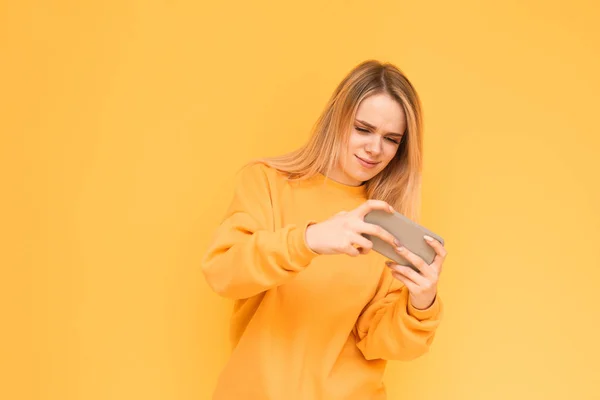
left=2, top=0, right=599, bottom=399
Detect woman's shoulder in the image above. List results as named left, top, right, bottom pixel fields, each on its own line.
left=239, top=160, right=275, bottom=177
left=236, top=161, right=287, bottom=187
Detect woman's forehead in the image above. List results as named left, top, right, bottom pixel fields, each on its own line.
left=355, top=94, right=406, bottom=133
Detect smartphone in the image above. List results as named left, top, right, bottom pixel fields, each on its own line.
left=363, top=210, right=445, bottom=273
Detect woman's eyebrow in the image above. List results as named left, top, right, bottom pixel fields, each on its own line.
left=356, top=119, right=403, bottom=136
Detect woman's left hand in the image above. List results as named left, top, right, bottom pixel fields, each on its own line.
left=385, top=235, right=447, bottom=310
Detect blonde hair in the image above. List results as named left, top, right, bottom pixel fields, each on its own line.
left=251, top=60, right=424, bottom=221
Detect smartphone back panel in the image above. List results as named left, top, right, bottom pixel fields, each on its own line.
left=363, top=210, right=445, bottom=272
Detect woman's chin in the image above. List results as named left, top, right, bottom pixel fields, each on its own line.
left=348, top=170, right=376, bottom=185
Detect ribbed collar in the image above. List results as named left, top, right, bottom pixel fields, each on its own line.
left=310, top=172, right=367, bottom=197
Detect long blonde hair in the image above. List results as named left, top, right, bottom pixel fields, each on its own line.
left=251, top=60, right=425, bottom=221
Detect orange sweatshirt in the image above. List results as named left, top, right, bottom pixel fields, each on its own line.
left=201, top=163, right=443, bottom=400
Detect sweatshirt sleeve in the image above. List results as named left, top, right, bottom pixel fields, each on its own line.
left=353, top=266, right=443, bottom=361
left=201, top=163, right=320, bottom=299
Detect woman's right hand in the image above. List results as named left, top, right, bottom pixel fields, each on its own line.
left=305, top=200, right=400, bottom=257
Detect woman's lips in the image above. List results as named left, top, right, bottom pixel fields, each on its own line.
left=355, top=155, right=380, bottom=169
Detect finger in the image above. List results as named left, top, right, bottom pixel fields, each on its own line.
left=344, top=244, right=360, bottom=257
left=391, top=270, right=420, bottom=292
left=430, top=256, right=444, bottom=276
left=423, top=235, right=447, bottom=259
left=388, top=264, right=419, bottom=285
left=352, top=199, right=394, bottom=218
left=394, top=246, right=429, bottom=274
left=423, top=235, right=447, bottom=275
left=386, top=261, right=428, bottom=286
left=357, top=221, right=399, bottom=248
left=349, top=233, right=373, bottom=254
left=410, top=254, right=437, bottom=280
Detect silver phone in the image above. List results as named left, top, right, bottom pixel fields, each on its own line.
left=363, top=210, right=445, bottom=273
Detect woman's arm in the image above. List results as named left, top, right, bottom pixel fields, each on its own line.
left=201, top=163, right=319, bottom=299
left=353, top=268, right=443, bottom=361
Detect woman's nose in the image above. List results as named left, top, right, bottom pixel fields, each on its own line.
left=365, top=136, right=383, bottom=155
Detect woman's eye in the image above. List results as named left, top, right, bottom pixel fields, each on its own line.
left=355, top=126, right=401, bottom=144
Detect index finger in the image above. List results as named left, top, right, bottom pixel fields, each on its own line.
left=352, top=199, right=394, bottom=218
left=358, top=221, right=399, bottom=248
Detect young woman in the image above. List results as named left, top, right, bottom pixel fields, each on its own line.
left=201, top=60, right=448, bottom=399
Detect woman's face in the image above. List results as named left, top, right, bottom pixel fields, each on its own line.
left=330, top=93, right=406, bottom=186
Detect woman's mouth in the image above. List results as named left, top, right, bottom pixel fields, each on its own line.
left=355, top=155, right=380, bottom=169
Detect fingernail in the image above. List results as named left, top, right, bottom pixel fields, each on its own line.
left=389, top=206, right=395, bottom=213
left=394, top=239, right=401, bottom=247
left=424, top=235, right=433, bottom=242
left=396, top=246, right=405, bottom=252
